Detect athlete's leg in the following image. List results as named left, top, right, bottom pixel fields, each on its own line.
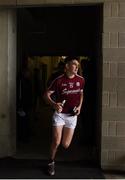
left=48, top=126, right=64, bottom=176
left=61, top=114, right=77, bottom=149
left=62, top=127, right=75, bottom=149
left=50, top=125, right=63, bottom=161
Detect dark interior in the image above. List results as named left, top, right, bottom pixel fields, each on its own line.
left=17, top=5, right=102, bottom=56
left=16, top=5, right=103, bottom=165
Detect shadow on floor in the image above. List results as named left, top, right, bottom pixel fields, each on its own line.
left=0, top=157, right=105, bottom=179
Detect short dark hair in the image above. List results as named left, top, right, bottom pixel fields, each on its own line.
left=64, top=56, right=79, bottom=64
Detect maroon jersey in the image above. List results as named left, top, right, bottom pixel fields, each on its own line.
left=48, top=74, right=85, bottom=114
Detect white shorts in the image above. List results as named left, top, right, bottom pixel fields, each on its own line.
left=52, top=111, right=77, bottom=129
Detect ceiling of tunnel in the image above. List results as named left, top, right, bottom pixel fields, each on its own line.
left=17, top=5, right=102, bottom=56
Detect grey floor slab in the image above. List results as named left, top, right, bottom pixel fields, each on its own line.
left=0, top=158, right=104, bottom=179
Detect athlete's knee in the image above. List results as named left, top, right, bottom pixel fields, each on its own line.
left=62, top=142, right=70, bottom=149
left=52, top=140, right=60, bottom=148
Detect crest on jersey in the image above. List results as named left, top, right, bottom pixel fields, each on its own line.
left=69, top=82, right=74, bottom=88
left=76, top=82, right=80, bottom=86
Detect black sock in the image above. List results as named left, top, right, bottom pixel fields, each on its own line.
left=48, top=159, right=55, bottom=163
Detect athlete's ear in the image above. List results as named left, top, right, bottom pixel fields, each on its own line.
left=65, top=63, right=69, bottom=69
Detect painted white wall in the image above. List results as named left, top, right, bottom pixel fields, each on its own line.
left=0, top=9, right=16, bottom=157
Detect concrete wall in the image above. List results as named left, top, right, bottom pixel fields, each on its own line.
left=102, top=2, right=125, bottom=170
left=0, top=9, right=16, bottom=157
left=0, top=0, right=125, bottom=170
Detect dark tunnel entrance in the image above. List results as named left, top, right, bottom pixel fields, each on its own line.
left=16, top=5, right=103, bottom=165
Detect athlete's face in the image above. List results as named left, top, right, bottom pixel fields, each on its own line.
left=66, top=59, right=79, bottom=75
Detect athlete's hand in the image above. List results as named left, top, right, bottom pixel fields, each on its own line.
left=75, top=106, right=81, bottom=116
left=53, top=102, right=63, bottom=113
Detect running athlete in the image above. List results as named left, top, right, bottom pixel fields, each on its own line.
left=44, top=56, right=85, bottom=176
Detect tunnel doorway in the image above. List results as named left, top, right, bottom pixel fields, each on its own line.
left=16, top=5, right=103, bottom=165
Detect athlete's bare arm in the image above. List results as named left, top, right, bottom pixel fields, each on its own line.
left=44, top=90, right=63, bottom=113
left=75, top=92, right=84, bottom=115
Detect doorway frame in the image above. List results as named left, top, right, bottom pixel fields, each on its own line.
left=15, top=4, right=103, bottom=166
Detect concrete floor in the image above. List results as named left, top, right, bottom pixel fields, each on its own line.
left=104, top=170, right=125, bottom=179
left=0, top=157, right=104, bottom=179
left=1, top=157, right=125, bottom=179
